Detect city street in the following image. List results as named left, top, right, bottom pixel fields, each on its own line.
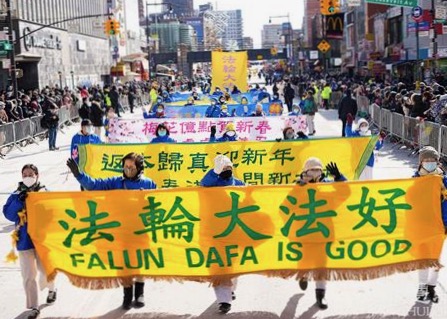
left=1, top=108, right=446, bottom=319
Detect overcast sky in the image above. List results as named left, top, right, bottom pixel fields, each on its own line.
left=195, top=0, right=304, bottom=47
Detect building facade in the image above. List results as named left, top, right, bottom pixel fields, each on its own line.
left=220, top=10, right=243, bottom=50
left=165, top=0, right=194, bottom=17
left=261, top=24, right=283, bottom=49
left=242, top=37, right=254, bottom=49
left=0, top=0, right=111, bottom=90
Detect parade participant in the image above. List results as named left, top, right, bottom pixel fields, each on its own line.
left=231, top=85, right=241, bottom=94
left=104, top=108, right=116, bottom=142
left=345, top=114, right=384, bottom=180
left=66, top=153, right=156, bottom=310
left=212, top=87, right=223, bottom=97
left=414, top=146, right=447, bottom=303
left=162, top=91, right=172, bottom=103
left=150, top=123, right=176, bottom=144
left=284, top=82, right=295, bottom=112
left=205, top=98, right=221, bottom=118
left=184, top=97, right=195, bottom=107
left=280, top=126, right=308, bottom=141
left=191, top=91, right=200, bottom=101
left=110, top=85, right=122, bottom=118
left=218, top=95, right=227, bottom=106
left=288, top=104, right=302, bottom=116
left=251, top=103, right=266, bottom=117
left=219, top=104, right=234, bottom=118
left=143, top=104, right=166, bottom=119
left=70, top=119, right=102, bottom=164
left=200, top=155, right=244, bottom=313
left=210, top=123, right=238, bottom=142
left=302, top=90, right=318, bottom=136
left=338, top=89, right=358, bottom=137
left=257, top=87, right=271, bottom=103
left=3, top=164, right=57, bottom=319
left=296, top=158, right=346, bottom=310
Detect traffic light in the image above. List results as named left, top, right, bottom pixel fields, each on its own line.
left=103, top=19, right=111, bottom=35
left=320, top=0, right=340, bottom=15
left=109, top=19, right=120, bottom=35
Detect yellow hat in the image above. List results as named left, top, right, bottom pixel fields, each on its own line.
left=225, top=122, right=235, bottom=131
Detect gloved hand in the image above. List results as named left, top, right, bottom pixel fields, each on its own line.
left=67, top=158, right=81, bottom=178
left=18, top=190, right=28, bottom=202
left=213, top=155, right=231, bottom=175
left=297, top=131, right=307, bottom=138
left=275, top=138, right=282, bottom=142
left=325, top=162, right=342, bottom=180
left=231, top=109, right=236, bottom=116
left=346, top=113, right=354, bottom=125
left=210, top=125, right=217, bottom=137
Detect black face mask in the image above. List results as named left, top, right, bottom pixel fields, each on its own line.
left=219, top=170, right=233, bottom=180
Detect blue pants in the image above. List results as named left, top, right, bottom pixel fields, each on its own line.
left=48, top=127, right=57, bottom=149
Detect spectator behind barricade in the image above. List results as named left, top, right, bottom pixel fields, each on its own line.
left=391, top=93, right=404, bottom=115
left=278, top=126, right=308, bottom=141
left=162, top=90, right=172, bottom=103
left=143, top=103, right=166, bottom=119
left=288, top=104, right=302, bottom=116
left=150, top=123, right=176, bottom=144
left=338, top=89, right=357, bottom=137
left=80, top=86, right=89, bottom=99
left=410, top=93, right=428, bottom=118
left=104, top=108, right=116, bottom=142
left=70, top=119, right=102, bottom=165
left=345, top=114, right=384, bottom=180
left=373, top=89, right=382, bottom=106
left=62, top=90, right=73, bottom=107
left=257, top=88, right=271, bottom=103
left=210, top=123, right=238, bottom=142
left=251, top=103, right=266, bottom=117
left=0, top=102, right=8, bottom=123
left=90, top=97, right=105, bottom=137
left=232, top=85, right=241, bottom=94
left=5, top=100, right=21, bottom=122
left=79, top=97, right=91, bottom=120
left=43, top=103, right=59, bottom=151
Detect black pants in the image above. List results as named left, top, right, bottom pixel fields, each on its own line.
left=285, top=98, right=293, bottom=112
left=341, top=118, right=347, bottom=137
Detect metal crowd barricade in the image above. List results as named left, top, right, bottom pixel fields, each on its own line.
left=0, top=122, right=15, bottom=149
left=330, top=91, right=343, bottom=109
left=440, top=125, right=447, bottom=158
left=420, top=120, right=441, bottom=149
left=30, top=115, right=47, bottom=138
left=380, top=109, right=392, bottom=132
left=390, top=112, right=404, bottom=139
left=371, top=104, right=381, bottom=127
left=356, top=96, right=369, bottom=115
left=402, top=116, right=420, bottom=150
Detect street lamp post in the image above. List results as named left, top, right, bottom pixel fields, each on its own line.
left=269, top=14, right=293, bottom=75
left=70, top=71, right=75, bottom=89
left=58, top=71, right=63, bottom=89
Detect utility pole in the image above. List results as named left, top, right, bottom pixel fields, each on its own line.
left=6, top=0, right=17, bottom=100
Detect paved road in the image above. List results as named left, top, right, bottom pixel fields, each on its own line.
left=0, top=107, right=446, bottom=319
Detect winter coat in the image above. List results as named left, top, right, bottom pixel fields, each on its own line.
left=338, top=96, right=358, bottom=119
left=321, top=86, right=332, bottom=100
left=210, top=133, right=238, bottom=142
left=413, top=172, right=447, bottom=227
left=3, top=183, right=47, bottom=251
left=78, top=103, right=91, bottom=120
left=77, top=173, right=156, bottom=191
left=257, top=92, right=271, bottom=102
left=151, top=135, right=176, bottom=143
left=302, top=97, right=317, bottom=115
left=205, top=105, right=221, bottom=118
left=44, top=109, right=59, bottom=129
left=109, top=90, right=120, bottom=107
left=200, top=169, right=245, bottom=187
left=70, top=132, right=102, bottom=163
left=90, top=101, right=105, bottom=127
left=345, top=123, right=383, bottom=167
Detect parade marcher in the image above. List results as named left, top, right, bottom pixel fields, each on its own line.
left=302, top=90, right=318, bottom=136
left=150, top=123, right=176, bottom=144
left=143, top=104, right=166, bottom=119
left=104, top=108, right=116, bottom=142
left=205, top=98, right=221, bottom=118
left=66, top=153, right=157, bottom=310
left=210, top=123, right=238, bottom=142
left=257, top=88, right=271, bottom=103
left=3, top=164, right=57, bottom=319
left=42, top=103, right=59, bottom=151
left=212, top=87, right=223, bottom=97
left=251, top=103, right=266, bottom=117
left=296, top=158, right=346, bottom=310
left=414, top=147, right=447, bottom=303
left=280, top=126, right=308, bottom=141
left=219, top=104, right=235, bottom=118
left=345, top=114, right=384, bottom=180
left=338, top=89, right=358, bottom=137
left=200, top=155, right=244, bottom=313
left=127, top=87, right=136, bottom=113
left=231, top=85, right=241, bottom=94
left=218, top=95, right=227, bottom=106
left=162, top=90, right=173, bottom=103
left=70, top=119, right=102, bottom=164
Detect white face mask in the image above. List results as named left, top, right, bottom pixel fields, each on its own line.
left=226, top=130, right=236, bottom=137
left=23, top=177, right=37, bottom=188
left=360, top=126, right=369, bottom=132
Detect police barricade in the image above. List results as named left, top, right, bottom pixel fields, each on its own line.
left=440, top=125, right=447, bottom=158
left=0, top=122, right=15, bottom=149
left=356, top=96, right=369, bottom=115
left=371, top=104, right=381, bottom=127
left=402, top=116, right=420, bottom=149
left=420, top=120, right=441, bottom=149
left=57, top=106, right=71, bottom=129
left=13, top=119, right=32, bottom=144
left=380, top=108, right=392, bottom=132
left=30, top=115, right=47, bottom=137
left=69, top=103, right=79, bottom=121
left=390, top=112, right=404, bottom=138
left=330, top=91, right=343, bottom=109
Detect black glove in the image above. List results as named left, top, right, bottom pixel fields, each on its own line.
left=18, top=190, right=28, bottom=202
left=297, top=131, right=307, bottom=138
left=231, top=109, right=236, bottom=116
left=67, top=158, right=81, bottom=178
left=275, top=138, right=282, bottom=142
left=325, top=162, right=342, bottom=180
left=210, top=125, right=217, bottom=137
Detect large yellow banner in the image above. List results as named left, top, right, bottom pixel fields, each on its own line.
left=78, top=137, right=377, bottom=187
left=212, top=51, right=248, bottom=92
left=27, top=176, right=445, bottom=289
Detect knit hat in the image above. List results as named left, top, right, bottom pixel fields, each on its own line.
left=221, top=104, right=228, bottom=111
left=419, top=146, right=440, bottom=162
left=303, top=157, right=324, bottom=172
left=225, top=122, right=235, bottom=132
left=357, top=118, right=369, bottom=128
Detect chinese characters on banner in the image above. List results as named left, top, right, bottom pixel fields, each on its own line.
left=108, top=116, right=308, bottom=143
left=27, top=176, right=444, bottom=288
left=212, top=51, right=248, bottom=93
left=78, top=136, right=378, bottom=187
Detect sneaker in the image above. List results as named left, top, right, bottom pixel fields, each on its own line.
left=134, top=295, right=145, bottom=308
left=27, top=308, right=40, bottom=319
left=47, top=290, right=57, bottom=303
left=299, top=278, right=308, bottom=291
left=218, top=302, right=231, bottom=314
left=428, top=285, right=439, bottom=303
left=417, top=284, right=430, bottom=303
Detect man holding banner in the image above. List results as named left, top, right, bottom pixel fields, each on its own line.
left=66, top=153, right=157, bottom=310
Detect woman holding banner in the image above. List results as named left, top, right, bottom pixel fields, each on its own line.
left=150, top=123, right=176, bottom=144
left=3, top=164, right=57, bottom=319
left=200, top=155, right=244, bottom=314
left=66, top=153, right=157, bottom=310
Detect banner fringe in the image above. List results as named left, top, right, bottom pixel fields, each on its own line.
left=48, top=259, right=442, bottom=290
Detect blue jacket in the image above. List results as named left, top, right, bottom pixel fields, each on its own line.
left=257, top=92, right=271, bottom=102
left=3, top=185, right=47, bottom=250
left=143, top=111, right=165, bottom=119
left=200, top=169, right=245, bottom=187
left=77, top=173, right=157, bottom=191
left=151, top=135, right=176, bottom=144
left=210, top=133, right=238, bottom=142
left=413, top=172, right=447, bottom=227
left=71, top=132, right=102, bottom=163
left=205, top=105, right=222, bottom=118
left=345, top=123, right=383, bottom=167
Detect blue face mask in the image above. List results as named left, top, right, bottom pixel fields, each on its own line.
left=422, top=162, right=437, bottom=172
left=158, top=130, right=167, bottom=137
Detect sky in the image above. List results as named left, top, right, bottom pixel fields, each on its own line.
left=195, top=0, right=304, bottom=47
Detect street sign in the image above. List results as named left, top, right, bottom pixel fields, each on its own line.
left=366, top=0, right=417, bottom=8
left=436, top=6, right=447, bottom=20
left=317, top=40, right=331, bottom=53
left=412, top=6, right=423, bottom=21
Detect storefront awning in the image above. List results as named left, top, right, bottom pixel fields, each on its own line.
left=15, top=53, right=42, bottom=62
left=121, top=52, right=146, bottom=63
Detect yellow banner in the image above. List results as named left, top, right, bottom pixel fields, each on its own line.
left=212, top=51, right=248, bottom=92
left=27, top=177, right=445, bottom=288
left=79, top=137, right=377, bottom=187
